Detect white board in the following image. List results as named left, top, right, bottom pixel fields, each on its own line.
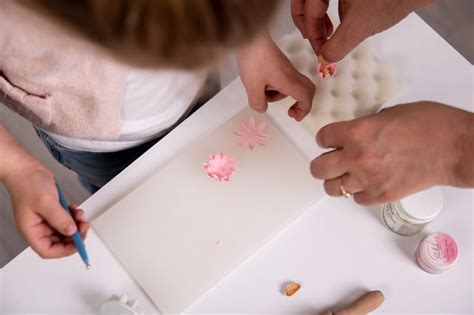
left=93, top=107, right=324, bottom=313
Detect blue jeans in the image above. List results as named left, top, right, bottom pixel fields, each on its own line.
left=36, top=80, right=219, bottom=194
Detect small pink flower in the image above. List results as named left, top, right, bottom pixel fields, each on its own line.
left=233, top=116, right=270, bottom=150
left=203, top=152, right=236, bottom=182
left=317, top=62, right=338, bottom=79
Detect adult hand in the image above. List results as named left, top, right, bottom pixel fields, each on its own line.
left=291, top=0, right=333, bottom=54
left=310, top=102, right=473, bottom=205
left=238, top=31, right=315, bottom=121
left=292, top=0, right=434, bottom=61
left=5, top=166, right=90, bottom=258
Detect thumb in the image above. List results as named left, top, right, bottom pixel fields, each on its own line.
left=279, top=74, right=315, bottom=121
left=41, top=202, right=77, bottom=236
left=245, top=85, right=268, bottom=113
left=319, top=19, right=368, bottom=62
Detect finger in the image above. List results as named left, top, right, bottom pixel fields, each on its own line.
left=45, top=241, right=77, bottom=258
left=304, top=0, right=330, bottom=39
left=280, top=75, right=315, bottom=121
left=288, top=102, right=302, bottom=120
left=78, top=221, right=91, bottom=240
left=70, top=204, right=89, bottom=223
left=324, top=14, right=334, bottom=37
left=41, top=201, right=78, bottom=237
left=30, top=232, right=77, bottom=259
left=319, top=18, right=368, bottom=62
left=308, top=37, right=327, bottom=56
left=353, top=191, right=384, bottom=206
left=308, top=14, right=334, bottom=53
left=291, top=0, right=306, bottom=37
left=62, top=236, right=73, bottom=243
left=72, top=208, right=85, bottom=222
left=323, top=173, right=365, bottom=197
left=310, top=149, right=346, bottom=179
left=316, top=121, right=351, bottom=148
left=246, top=85, right=268, bottom=113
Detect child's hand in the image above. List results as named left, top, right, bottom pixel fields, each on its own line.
left=237, top=31, right=315, bottom=121
left=5, top=166, right=90, bottom=258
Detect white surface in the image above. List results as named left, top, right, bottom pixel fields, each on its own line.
left=1, top=10, right=473, bottom=315
left=400, top=186, right=444, bottom=222
left=93, top=107, right=323, bottom=313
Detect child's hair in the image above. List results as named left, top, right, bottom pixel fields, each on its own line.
left=34, top=0, right=278, bottom=69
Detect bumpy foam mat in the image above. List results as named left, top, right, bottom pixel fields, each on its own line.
left=278, top=30, right=402, bottom=135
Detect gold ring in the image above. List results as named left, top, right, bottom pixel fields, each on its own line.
left=339, top=179, right=352, bottom=198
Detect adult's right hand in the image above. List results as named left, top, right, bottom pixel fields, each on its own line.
left=291, top=0, right=435, bottom=61
left=310, top=101, right=473, bottom=205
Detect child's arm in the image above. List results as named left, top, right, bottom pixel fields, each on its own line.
left=0, top=123, right=90, bottom=258
left=237, top=31, right=315, bottom=121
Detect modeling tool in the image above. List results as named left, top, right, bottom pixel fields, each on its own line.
left=55, top=181, right=91, bottom=269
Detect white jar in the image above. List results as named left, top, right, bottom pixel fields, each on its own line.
left=382, top=187, right=443, bottom=236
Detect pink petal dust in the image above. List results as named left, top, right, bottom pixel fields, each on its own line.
left=233, top=116, right=270, bottom=150
left=203, top=152, right=236, bottom=182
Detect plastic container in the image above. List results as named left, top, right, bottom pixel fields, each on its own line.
left=382, top=187, right=443, bottom=236
left=415, top=232, right=459, bottom=274
left=101, top=294, right=143, bottom=315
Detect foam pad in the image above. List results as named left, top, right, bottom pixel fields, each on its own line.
left=278, top=30, right=402, bottom=135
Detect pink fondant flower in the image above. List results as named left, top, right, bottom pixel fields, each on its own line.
left=233, top=116, right=270, bottom=150
left=203, top=152, right=236, bottom=182
left=317, top=62, right=338, bottom=79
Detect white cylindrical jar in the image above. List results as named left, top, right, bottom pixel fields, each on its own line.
left=382, top=187, right=443, bottom=236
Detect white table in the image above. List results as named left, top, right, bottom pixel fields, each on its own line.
left=1, top=12, right=473, bottom=314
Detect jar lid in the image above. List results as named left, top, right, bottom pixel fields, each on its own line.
left=417, top=232, right=459, bottom=273
left=398, top=186, right=443, bottom=223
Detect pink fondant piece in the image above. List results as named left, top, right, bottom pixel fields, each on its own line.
left=203, top=152, right=236, bottom=182
left=233, top=116, right=270, bottom=150
left=317, top=62, right=338, bottom=79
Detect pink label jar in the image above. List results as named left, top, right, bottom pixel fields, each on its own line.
left=415, top=232, right=459, bottom=274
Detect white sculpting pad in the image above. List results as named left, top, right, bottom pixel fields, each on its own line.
left=94, top=107, right=323, bottom=313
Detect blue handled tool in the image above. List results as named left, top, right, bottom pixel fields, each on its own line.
left=55, top=182, right=91, bottom=269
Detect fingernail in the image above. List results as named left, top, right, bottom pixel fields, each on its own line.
left=319, top=55, right=329, bottom=65
left=66, top=225, right=77, bottom=235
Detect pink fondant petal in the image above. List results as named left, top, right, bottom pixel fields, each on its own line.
left=233, top=116, right=270, bottom=151
left=249, top=116, right=256, bottom=129
left=256, top=121, right=266, bottom=132
left=203, top=152, right=236, bottom=182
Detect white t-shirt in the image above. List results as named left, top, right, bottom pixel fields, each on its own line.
left=46, top=68, right=209, bottom=152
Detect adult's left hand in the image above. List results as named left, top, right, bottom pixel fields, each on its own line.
left=310, top=101, right=473, bottom=205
